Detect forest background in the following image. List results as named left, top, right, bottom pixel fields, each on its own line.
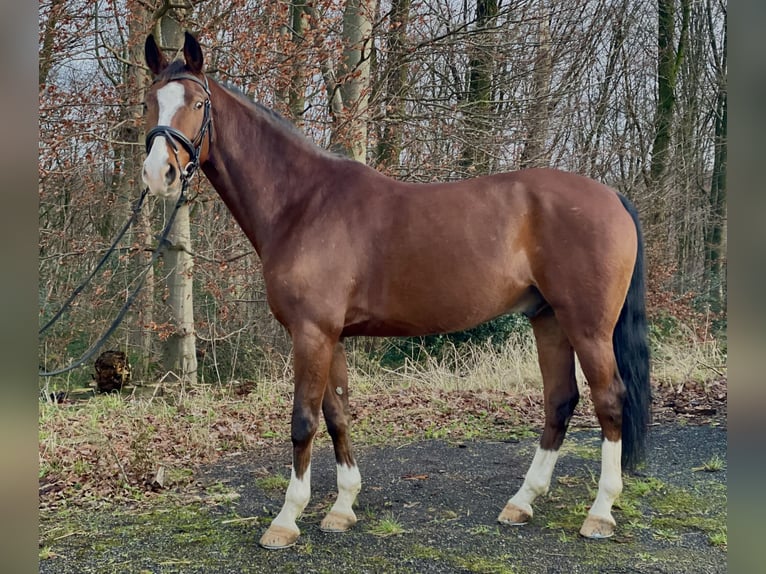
left=38, top=0, right=727, bottom=389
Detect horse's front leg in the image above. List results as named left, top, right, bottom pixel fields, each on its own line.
left=320, top=341, right=361, bottom=533
left=259, top=324, right=336, bottom=550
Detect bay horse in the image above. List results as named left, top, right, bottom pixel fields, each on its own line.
left=142, top=32, right=650, bottom=549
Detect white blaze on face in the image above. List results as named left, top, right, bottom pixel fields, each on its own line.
left=142, top=82, right=186, bottom=197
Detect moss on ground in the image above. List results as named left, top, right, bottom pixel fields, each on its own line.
left=39, top=426, right=726, bottom=574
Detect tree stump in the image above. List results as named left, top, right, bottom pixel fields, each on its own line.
left=93, top=350, right=131, bottom=393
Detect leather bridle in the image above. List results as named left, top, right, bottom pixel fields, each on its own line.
left=145, top=73, right=213, bottom=184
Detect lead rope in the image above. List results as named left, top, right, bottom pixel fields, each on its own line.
left=39, top=189, right=149, bottom=335
left=38, top=186, right=188, bottom=377
left=40, top=74, right=211, bottom=377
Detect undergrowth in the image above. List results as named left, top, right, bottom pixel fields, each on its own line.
left=40, top=319, right=725, bottom=505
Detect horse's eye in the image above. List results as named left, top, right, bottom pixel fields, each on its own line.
left=195, top=101, right=204, bottom=110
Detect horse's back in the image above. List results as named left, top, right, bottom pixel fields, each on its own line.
left=333, top=167, right=636, bottom=336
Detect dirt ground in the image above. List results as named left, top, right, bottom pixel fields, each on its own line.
left=39, top=419, right=726, bottom=574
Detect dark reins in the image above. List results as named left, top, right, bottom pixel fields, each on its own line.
left=38, top=189, right=149, bottom=336
left=39, top=74, right=213, bottom=378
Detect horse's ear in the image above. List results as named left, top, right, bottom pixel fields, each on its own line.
left=145, top=34, right=167, bottom=76
left=183, top=32, right=204, bottom=74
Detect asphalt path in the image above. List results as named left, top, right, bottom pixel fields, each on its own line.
left=40, top=422, right=726, bottom=573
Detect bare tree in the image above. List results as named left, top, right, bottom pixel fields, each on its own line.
left=152, top=8, right=199, bottom=383
left=328, top=0, right=377, bottom=162
left=276, top=0, right=310, bottom=127
left=649, top=0, right=691, bottom=227
left=703, top=0, right=726, bottom=311
left=39, top=0, right=67, bottom=90
left=374, top=0, right=412, bottom=173
left=102, top=0, right=156, bottom=378
left=458, top=0, right=499, bottom=174
left=519, top=6, right=553, bottom=169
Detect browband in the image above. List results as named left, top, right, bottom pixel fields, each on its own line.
left=151, top=72, right=211, bottom=96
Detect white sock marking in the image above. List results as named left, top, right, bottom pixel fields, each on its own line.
left=329, top=463, right=361, bottom=517
left=507, top=447, right=559, bottom=513
left=270, top=465, right=311, bottom=531
left=588, top=439, right=623, bottom=521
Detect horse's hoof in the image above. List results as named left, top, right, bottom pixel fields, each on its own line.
left=579, top=514, right=616, bottom=539
left=320, top=511, right=357, bottom=532
left=497, top=502, right=532, bottom=525
left=259, top=524, right=300, bottom=549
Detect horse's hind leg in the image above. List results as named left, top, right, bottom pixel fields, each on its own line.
left=319, top=341, right=362, bottom=533
left=498, top=309, right=578, bottom=525
left=571, top=336, right=626, bottom=539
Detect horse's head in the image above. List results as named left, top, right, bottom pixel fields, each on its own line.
left=142, top=32, right=212, bottom=199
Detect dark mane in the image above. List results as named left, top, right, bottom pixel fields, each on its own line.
left=157, top=60, right=336, bottom=159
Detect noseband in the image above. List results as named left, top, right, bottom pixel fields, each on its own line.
left=145, top=73, right=213, bottom=183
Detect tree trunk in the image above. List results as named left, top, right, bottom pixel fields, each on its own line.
left=374, top=0, right=411, bottom=173
left=519, top=9, right=553, bottom=169
left=703, top=0, right=727, bottom=312
left=582, top=0, right=629, bottom=178
left=459, top=0, right=498, bottom=174
left=118, top=3, right=156, bottom=381
left=277, top=0, right=309, bottom=127
left=330, top=0, right=376, bottom=162
left=649, top=0, right=691, bottom=226
left=39, top=0, right=66, bottom=91
left=156, top=14, right=198, bottom=383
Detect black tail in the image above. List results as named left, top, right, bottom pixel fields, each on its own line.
left=614, top=194, right=651, bottom=471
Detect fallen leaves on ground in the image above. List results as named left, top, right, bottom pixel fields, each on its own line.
left=39, top=378, right=726, bottom=508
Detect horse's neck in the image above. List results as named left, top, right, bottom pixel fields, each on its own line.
left=201, top=82, right=328, bottom=259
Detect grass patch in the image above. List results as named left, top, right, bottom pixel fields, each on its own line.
left=39, top=499, right=259, bottom=569
left=367, top=511, right=407, bottom=537
left=411, top=543, right=517, bottom=573
left=623, top=476, right=727, bottom=544
left=693, top=454, right=726, bottom=472
left=649, top=328, right=726, bottom=385
left=411, top=543, right=443, bottom=561
left=38, top=384, right=291, bottom=503
left=410, top=543, right=517, bottom=573
left=708, top=528, right=727, bottom=548
left=380, top=335, right=543, bottom=393
left=558, top=439, right=600, bottom=461
left=538, top=471, right=726, bottom=550
left=203, top=481, right=241, bottom=504
left=255, top=474, right=290, bottom=492
left=467, top=524, right=498, bottom=536
left=544, top=499, right=590, bottom=531
left=625, top=476, right=665, bottom=497
left=454, top=553, right=517, bottom=574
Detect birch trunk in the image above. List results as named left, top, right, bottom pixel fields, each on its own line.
left=156, top=14, right=197, bottom=383
left=330, top=0, right=375, bottom=162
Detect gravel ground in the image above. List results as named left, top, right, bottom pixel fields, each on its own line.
left=40, top=421, right=726, bottom=574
